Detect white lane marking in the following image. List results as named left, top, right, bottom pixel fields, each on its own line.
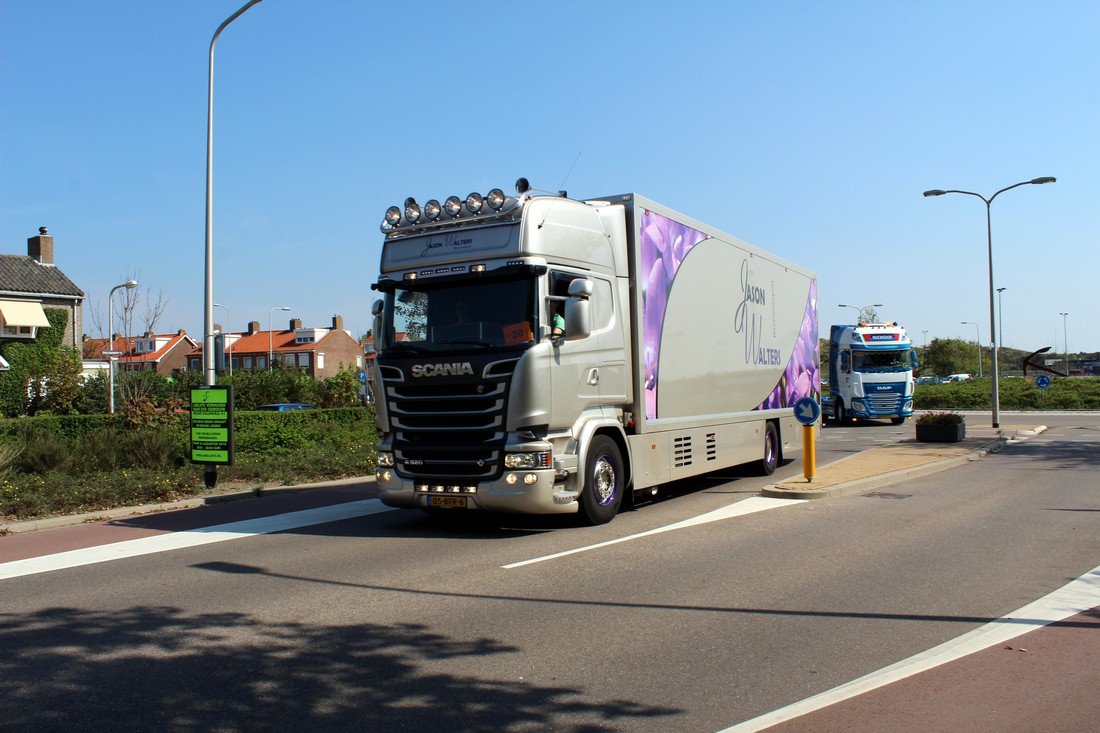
left=719, top=564, right=1100, bottom=733
left=503, top=496, right=806, bottom=569
left=0, top=499, right=395, bottom=581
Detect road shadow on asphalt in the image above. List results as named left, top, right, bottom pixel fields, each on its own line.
left=0, top=603, right=681, bottom=731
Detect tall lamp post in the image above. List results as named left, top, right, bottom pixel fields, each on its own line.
left=203, top=0, right=263, bottom=388
left=838, top=303, right=883, bottom=322
left=269, top=306, right=290, bottom=370
left=922, top=330, right=929, bottom=347
left=961, top=321, right=982, bottom=377
left=107, top=279, right=138, bottom=414
left=924, top=176, right=1056, bottom=428
left=1060, top=312, right=1069, bottom=373
left=214, top=302, right=232, bottom=377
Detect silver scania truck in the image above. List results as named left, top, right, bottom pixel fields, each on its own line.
left=370, top=179, right=819, bottom=524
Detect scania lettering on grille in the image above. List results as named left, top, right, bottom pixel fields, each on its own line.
left=410, top=362, right=474, bottom=378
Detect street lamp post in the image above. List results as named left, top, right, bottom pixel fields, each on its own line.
left=838, top=303, right=883, bottom=322
left=961, top=321, right=981, bottom=377
left=107, top=279, right=138, bottom=414
left=214, top=302, right=232, bottom=377
left=1060, top=312, right=1069, bottom=373
left=269, top=306, right=290, bottom=370
left=922, top=330, right=929, bottom=347
left=924, top=176, right=1056, bottom=428
left=203, top=0, right=263, bottom=388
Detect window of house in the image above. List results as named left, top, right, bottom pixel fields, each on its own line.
left=298, top=353, right=310, bottom=368
left=243, top=356, right=253, bottom=370
left=1, top=325, right=35, bottom=339
left=317, top=353, right=325, bottom=370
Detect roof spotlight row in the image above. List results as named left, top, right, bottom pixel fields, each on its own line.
left=383, top=188, right=508, bottom=231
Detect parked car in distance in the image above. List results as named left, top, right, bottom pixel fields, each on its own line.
left=256, top=403, right=316, bottom=411
left=943, top=374, right=972, bottom=383
left=915, top=376, right=940, bottom=385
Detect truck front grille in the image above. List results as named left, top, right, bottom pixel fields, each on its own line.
left=385, top=361, right=516, bottom=480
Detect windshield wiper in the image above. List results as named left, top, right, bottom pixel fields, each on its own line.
left=384, top=343, right=429, bottom=354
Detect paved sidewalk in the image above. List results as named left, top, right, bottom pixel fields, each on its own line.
left=763, top=423, right=1047, bottom=500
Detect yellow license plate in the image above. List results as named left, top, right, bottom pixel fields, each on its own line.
left=428, top=495, right=468, bottom=509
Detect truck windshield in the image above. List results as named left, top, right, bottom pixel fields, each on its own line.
left=852, top=348, right=911, bottom=373
left=382, top=276, right=536, bottom=353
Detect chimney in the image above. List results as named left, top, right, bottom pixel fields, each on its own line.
left=28, top=226, right=54, bottom=265
left=332, top=315, right=344, bottom=332
left=290, top=318, right=302, bottom=331
left=248, top=320, right=261, bottom=335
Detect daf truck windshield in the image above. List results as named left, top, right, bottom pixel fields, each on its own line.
left=383, top=276, right=536, bottom=354
left=852, top=348, right=911, bottom=373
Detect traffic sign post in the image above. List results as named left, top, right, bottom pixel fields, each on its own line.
left=1036, top=375, right=1051, bottom=389
left=794, top=397, right=820, bottom=482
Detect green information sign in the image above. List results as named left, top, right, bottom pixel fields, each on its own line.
left=190, top=385, right=234, bottom=465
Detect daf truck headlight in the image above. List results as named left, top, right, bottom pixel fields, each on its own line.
left=384, top=206, right=402, bottom=226
left=424, top=199, right=441, bottom=220
left=503, top=452, right=551, bottom=469
left=465, top=192, right=483, bottom=213
left=444, top=196, right=462, bottom=218
left=404, top=198, right=421, bottom=223
left=377, top=452, right=395, bottom=467
left=486, top=188, right=506, bottom=210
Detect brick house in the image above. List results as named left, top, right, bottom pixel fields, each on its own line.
left=84, top=330, right=197, bottom=376
left=187, top=315, right=364, bottom=379
left=0, top=228, right=84, bottom=350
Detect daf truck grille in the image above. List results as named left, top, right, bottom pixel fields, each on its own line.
left=385, top=363, right=515, bottom=480
left=866, top=384, right=904, bottom=413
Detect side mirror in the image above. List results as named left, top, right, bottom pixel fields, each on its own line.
left=911, top=350, right=919, bottom=369
left=564, top=278, right=592, bottom=340
left=372, top=299, right=384, bottom=347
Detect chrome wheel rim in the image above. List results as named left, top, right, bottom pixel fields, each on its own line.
left=593, top=456, right=617, bottom=506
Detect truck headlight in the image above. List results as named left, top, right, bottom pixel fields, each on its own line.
left=503, top=452, right=551, bottom=469
left=377, top=452, right=395, bottom=467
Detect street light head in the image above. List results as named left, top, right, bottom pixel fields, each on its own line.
left=923, top=189, right=946, bottom=197
left=1030, top=177, right=1056, bottom=185
left=125, top=279, right=138, bottom=289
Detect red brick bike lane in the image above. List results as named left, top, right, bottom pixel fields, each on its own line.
left=0, top=482, right=379, bottom=564
left=761, top=607, right=1100, bottom=733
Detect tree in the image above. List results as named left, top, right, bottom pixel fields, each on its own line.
left=0, top=308, right=84, bottom=416
left=87, top=270, right=170, bottom=338
left=921, top=337, right=988, bottom=377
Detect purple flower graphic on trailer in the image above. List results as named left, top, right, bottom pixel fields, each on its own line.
left=640, top=209, right=708, bottom=420
left=757, top=280, right=819, bottom=410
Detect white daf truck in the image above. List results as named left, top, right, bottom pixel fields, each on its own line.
left=370, top=179, right=819, bottom=524
left=822, top=322, right=916, bottom=425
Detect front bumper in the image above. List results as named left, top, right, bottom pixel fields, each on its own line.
left=375, top=469, right=578, bottom=515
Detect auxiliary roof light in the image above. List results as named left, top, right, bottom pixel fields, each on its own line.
left=486, top=188, right=506, bottom=210
left=444, top=196, right=463, bottom=218
left=424, top=199, right=442, bottom=221
left=384, top=206, right=402, bottom=226
left=404, top=197, right=421, bottom=223
left=465, top=192, right=484, bottom=213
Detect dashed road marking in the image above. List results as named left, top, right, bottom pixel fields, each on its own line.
left=503, top=496, right=806, bottom=569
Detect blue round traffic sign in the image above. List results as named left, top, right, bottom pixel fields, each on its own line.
left=1036, top=375, right=1051, bottom=389
left=793, top=397, right=821, bottom=425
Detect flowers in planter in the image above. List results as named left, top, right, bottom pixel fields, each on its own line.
left=916, top=411, right=964, bottom=425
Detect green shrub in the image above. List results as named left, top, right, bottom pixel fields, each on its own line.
left=14, top=431, right=72, bottom=473
left=916, top=411, right=964, bottom=425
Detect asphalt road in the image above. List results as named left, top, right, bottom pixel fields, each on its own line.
left=2, top=412, right=1097, bottom=732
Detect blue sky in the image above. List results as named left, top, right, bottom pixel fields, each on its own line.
left=2, top=1, right=1097, bottom=354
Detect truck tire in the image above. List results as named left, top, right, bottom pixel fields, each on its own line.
left=757, top=421, right=779, bottom=476
left=579, top=435, right=624, bottom=525
left=891, top=416, right=906, bottom=425
left=835, top=402, right=846, bottom=425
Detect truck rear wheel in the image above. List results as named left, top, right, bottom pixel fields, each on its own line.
left=757, top=421, right=779, bottom=476
left=579, top=435, right=623, bottom=525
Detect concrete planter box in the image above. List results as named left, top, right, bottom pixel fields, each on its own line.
left=915, top=422, right=966, bottom=443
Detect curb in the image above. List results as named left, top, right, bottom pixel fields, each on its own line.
left=1, top=475, right=376, bottom=536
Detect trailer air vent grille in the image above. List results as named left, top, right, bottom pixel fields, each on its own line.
left=673, top=435, right=692, bottom=468
left=706, top=433, right=717, bottom=461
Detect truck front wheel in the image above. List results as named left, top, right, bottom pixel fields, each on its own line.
left=579, top=435, right=624, bottom=525
left=835, top=402, right=847, bottom=425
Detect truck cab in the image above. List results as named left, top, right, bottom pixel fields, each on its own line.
left=823, top=322, right=916, bottom=425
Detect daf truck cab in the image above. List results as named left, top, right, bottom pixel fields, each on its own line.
left=823, top=322, right=916, bottom=425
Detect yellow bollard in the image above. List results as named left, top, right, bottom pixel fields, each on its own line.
left=802, top=423, right=816, bottom=482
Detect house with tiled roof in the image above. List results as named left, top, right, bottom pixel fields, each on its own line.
left=187, top=315, right=364, bottom=379
left=0, top=228, right=84, bottom=349
left=83, top=330, right=197, bottom=376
